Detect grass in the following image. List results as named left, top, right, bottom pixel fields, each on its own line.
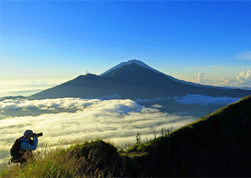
left=0, top=127, right=173, bottom=178
left=0, top=141, right=83, bottom=178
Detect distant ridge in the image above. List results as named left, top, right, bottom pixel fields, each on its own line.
left=0, top=95, right=26, bottom=101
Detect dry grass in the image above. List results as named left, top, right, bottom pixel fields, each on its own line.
left=0, top=139, right=126, bottom=178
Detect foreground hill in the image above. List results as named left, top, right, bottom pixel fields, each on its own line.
left=120, top=95, right=251, bottom=176
left=1, top=96, right=251, bottom=177
left=129, top=95, right=251, bottom=176
left=29, top=61, right=251, bottom=99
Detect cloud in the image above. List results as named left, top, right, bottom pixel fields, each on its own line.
left=213, top=70, right=251, bottom=87
left=190, top=73, right=210, bottom=84
left=0, top=98, right=122, bottom=111
left=0, top=98, right=196, bottom=164
left=188, top=70, right=251, bottom=87
left=83, top=70, right=90, bottom=75
left=237, top=51, right=251, bottom=60
left=174, top=94, right=241, bottom=106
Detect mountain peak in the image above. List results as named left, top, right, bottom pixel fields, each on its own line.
left=100, top=59, right=161, bottom=76
left=101, top=62, right=166, bottom=80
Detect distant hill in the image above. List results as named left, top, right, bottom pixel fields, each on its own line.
left=0, top=95, right=26, bottom=101
left=29, top=60, right=251, bottom=99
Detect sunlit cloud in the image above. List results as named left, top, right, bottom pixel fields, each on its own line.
left=83, top=70, right=90, bottom=75
left=0, top=98, right=196, bottom=164
left=0, top=98, right=125, bottom=111
left=190, top=73, right=210, bottom=84
left=188, top=70, right=251, bottom=88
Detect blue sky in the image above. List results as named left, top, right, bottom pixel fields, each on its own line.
left=1, top=1, right=251, bottom=96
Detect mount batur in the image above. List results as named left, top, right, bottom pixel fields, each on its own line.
left=29, top=60, right=251, bottom=100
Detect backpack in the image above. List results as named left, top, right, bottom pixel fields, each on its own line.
left=10, top=138, right=34, bottom=163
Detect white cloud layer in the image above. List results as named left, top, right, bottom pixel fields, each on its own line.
left=0, top=98, right=195, bottom=165
left=190, top=73, right=206, bottom=83
left=0, top=98, right=99, bottom=111
left=174, top=94, right=241, bottom=106
left=189, top=70, right=251, bottom=87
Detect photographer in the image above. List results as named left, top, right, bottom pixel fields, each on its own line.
left=10, top=130, right=42, bottom=167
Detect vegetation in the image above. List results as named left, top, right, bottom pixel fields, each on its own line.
left=1, top=95, right=251, bottom=177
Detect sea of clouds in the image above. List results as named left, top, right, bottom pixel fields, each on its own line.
left=0, top=95, right=242, bottom=165
left=0, top=98, right=196, bottom=165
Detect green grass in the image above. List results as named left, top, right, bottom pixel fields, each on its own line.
left=0, top=140, right=87, bottom=178
left=0, top=139, right=127, bottom=178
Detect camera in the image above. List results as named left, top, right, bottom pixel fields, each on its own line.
left=32, top=132, right=43, bottom=137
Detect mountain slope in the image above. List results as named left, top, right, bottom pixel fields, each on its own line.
left=85, top=95, right=251, bottom=177
left=100, top=59, right=230, bottom=90
left=29, top=62, right=251, bottom=99
left=130, top=95, right=251, bottom=176
left=29, top=74, right=126, bottom=99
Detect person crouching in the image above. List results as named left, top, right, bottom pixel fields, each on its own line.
left=10, top=130, right=39, bottom=168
